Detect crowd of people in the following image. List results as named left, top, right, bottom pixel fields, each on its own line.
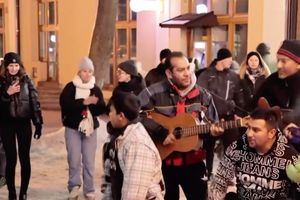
left=0, top=39, right=300, bottom=200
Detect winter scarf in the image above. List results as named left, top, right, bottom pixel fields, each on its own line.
left=169, top=72, right=197, bottom=97
left=72, top=75, right=95, bottom=99
left=246, top=67, right=263, bottom=84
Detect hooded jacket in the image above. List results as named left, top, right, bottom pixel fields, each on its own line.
left=239, top=53, right=271, bottom=112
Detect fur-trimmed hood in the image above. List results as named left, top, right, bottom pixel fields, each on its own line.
left=239, top=51, right=271, bottom=79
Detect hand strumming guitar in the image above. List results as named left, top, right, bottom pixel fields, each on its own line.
left=163, top=133, right=176, bottom=145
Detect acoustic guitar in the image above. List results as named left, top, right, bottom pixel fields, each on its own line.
left=151, top=112, right=248, bottom=160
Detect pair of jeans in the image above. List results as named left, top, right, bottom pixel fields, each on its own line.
left=65, top=127, right=97, bottom=195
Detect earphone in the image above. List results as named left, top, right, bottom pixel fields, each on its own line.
left=189, top=57, right=196, bottom=72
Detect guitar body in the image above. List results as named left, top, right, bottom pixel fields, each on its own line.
left=151, top=112, right=199, bottom=160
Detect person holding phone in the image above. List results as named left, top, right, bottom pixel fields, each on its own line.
left=0, top=52, right=43, bottom=200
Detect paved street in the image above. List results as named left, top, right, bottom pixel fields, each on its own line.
left=0, top=111, right=108, bottom=200
left=0, top=110, right=189, bottom=200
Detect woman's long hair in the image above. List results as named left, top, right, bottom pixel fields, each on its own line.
left=2, top=62, right=26, bottom=84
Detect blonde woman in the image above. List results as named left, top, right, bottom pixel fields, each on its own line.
left=239, top=51, right=271, bottom=112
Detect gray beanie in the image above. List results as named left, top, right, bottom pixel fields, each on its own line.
left=79, top=57, right=94, bottom=71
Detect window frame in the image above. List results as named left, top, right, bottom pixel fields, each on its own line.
left=37, top=0, right=58, bottom=62
left=37, top=0, right=59, bottom=81
left=103, top=0, right=136, bottom=89
left=188, top=0, right=248, bottom=65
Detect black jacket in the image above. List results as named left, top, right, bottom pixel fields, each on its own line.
left=144, top=63, right=167, bottom=87
left=59, top=82, right=106, bottom=130
left=197, top=65, right=245, bottom=117
left=138, top=80, right=219, bottom=143
left=0, top=74, right=43, bottom=126
left=241, top=74, right=266, bottom=112
left=252, top=71, right=300, bottom=124
left=113, top=74, right=146, bottom=96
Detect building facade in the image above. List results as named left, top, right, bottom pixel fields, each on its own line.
left=0, top=0, right=297, bottom=94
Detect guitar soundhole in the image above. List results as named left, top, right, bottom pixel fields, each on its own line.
left=173, top=127, right=182, bottom=139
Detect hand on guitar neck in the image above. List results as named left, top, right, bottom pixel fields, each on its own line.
left=210, top=123, right=225, bottom=137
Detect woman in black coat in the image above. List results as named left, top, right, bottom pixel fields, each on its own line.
left=113, top=60, right=146, bottom=96
left=0, top=52, right=43, bottom=200
left=239, top=51, right=271, bottom=112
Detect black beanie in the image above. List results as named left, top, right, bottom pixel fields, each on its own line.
left=118, top=60, right=138, bottom=77
left=277, top=40, right=300, bottom=64
left=217, top=48, right=232, bottom=61
left=246, top=51, right=263, bottom=66
left=3, top=52, right=21, bottom=67
left=160, top=48, right=171, bottom=61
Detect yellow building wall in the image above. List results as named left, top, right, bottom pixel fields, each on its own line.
left=3, top=0, right=289, bottom=89
left=248, top=0, right=286, bottom=58
left=58, top=0, right=98, bottom=85
left=19, top=0, right=45, bottom=84
left=4, top=0, right=17, bottom=52
left=16, top=0, right=98, bottom=86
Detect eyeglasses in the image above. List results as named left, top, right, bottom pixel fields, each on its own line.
left=116, top=69, right=126, bottom=75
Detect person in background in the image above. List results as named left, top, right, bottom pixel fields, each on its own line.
left=239, top=51, right=271, bottom=112
left=253, top=40, right=300, bottom=129
left=0, top=57, right=6, bottom=190
left=113, top=60, right=146, bottom=96
left=145, top=48, right=171, bottom=87
left=59, top=57, right=106, bottom=200
left=209, top=107, right=300, bottom=200
left=197, top=48, right=245, bottom=178
left=0, top=52, right=43, bottom=200
left=139, top=51, right=224, bottom=200
left=101, top=92, right=164, bottom=200
left=256, top=42, right=277, bottom=73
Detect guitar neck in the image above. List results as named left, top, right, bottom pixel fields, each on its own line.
left=180, top=119, right=242, bottom=137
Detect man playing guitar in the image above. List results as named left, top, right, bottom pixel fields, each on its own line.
left=138, top=51, right=224, bottom=200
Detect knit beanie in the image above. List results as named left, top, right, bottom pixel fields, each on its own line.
left=118, top=60, right=138, bottom=77
left=246, top=51, right=263, bottom=66
left=217, top=48, right=232, bottom=61
left=79, top=57, right=94, bottom=71
left=160, top=48, right=172, bottom=61
left=3, top=52, right=21, bottom=67
left=277, top=40, right=300, bottom=64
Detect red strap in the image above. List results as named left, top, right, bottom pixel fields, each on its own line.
left=176, top=98, right=185, bottom=114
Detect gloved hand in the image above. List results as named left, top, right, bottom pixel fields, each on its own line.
left=34, top=124, right=42, bottom=140
left=286, top=158, right=300, bottom=184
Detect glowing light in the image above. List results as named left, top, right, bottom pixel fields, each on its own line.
left=196, top=4, right=208, bottom=14
left=194, top=42, right=206, bottom=49
left=130, top=0, right=161, bottom=12
left=50, top=34, right=56, bottom=43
